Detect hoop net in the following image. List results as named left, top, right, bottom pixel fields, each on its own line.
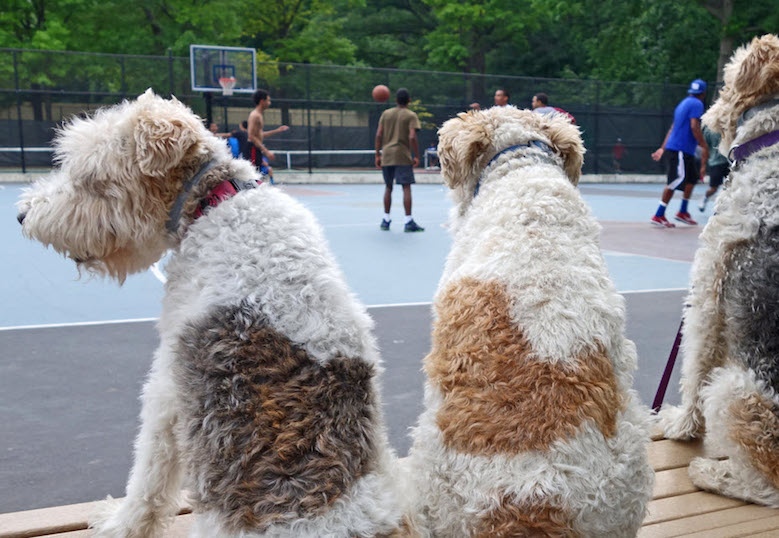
left=218, top=76, right=237, bottom=96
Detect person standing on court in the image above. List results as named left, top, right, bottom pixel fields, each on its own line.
left=698, top=124, right=729, bottom=213
left=247, top=89, right=289, bottom=180
left=649, top=79, right=709, bottom=227
left=469, top=88, right=510, bottom=111
left=375, top=88, right=424, bottom=232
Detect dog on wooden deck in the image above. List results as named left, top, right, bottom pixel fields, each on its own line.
left=403, top=106, right=654, bottom=537
left=657, top=34, right=779, bottom=507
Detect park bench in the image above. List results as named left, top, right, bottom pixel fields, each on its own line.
left=2, top=431, right=778, bottom=538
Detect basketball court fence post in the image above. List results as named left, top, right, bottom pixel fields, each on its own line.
left=306, top=63, right=312, bottom=175
left=13, top=50, right=27, bottom=174
left=167, top=48, right=174, bottom=98
left=593, top=81, right=601, bottom=174
left=204, top=92, right=213, bottom=129
left=120, top=56, right=127, bottom=101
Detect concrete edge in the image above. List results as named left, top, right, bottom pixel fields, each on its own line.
left=1, top=171, right=667, bottom=185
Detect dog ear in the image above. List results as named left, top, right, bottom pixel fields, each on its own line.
left=732, top=34, right=779, bottom=100
left=438, top=112, right=492, bottom=189
left=539, top=115, right=585, bottom=185
left=134, top=91, right=199, bottom=177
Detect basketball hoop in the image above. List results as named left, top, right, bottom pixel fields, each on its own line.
left=218, top=76, right=236, bottom=96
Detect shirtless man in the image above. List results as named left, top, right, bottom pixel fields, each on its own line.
left=247, top=89, right=289, bottom=175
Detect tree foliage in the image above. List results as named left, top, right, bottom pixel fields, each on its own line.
left=1, top=0, right=777, bottom=85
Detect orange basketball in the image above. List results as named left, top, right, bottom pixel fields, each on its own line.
left=372, top=84, right=390, bottom=103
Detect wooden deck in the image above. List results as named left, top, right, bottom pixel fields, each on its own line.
left=1, top=435, right=777, bottom=538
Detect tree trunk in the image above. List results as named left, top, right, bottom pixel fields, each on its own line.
left=716, top=33, right=734, bottom=84
left=466, top=50, right=486, bottom=105
left=710, top=0, right=734, bottom=84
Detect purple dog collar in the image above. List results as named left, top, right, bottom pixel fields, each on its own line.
left=475, top=140, right=554, bottom=197
left=729, top=130, right=779, bottom=165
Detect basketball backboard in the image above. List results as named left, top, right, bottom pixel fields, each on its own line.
left=190, top=44, right=256, bottom=94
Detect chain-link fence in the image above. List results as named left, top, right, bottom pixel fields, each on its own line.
left=1, top=47, right=712, bottom=174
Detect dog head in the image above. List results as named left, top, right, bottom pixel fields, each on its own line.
left=704, top=34, right=779, bottom=152
left=437, top=107, right=584, bottom=209
left=16, top=89, right=223, bottom=282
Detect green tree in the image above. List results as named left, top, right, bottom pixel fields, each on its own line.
left=240, top=0, right=361, bottom=64
left=341, top=0, right=435, bottom=69
left=422, top=0, right=537, bottom=74
left=698, top=0, right=779, bottom=82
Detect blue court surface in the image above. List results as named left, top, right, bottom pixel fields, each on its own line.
left=0, top=180, right=711, bottom=512
left=2, top=182, right=704, bottom=327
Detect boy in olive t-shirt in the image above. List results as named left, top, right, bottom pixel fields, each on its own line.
left=375, top=88, right=424, bottom=232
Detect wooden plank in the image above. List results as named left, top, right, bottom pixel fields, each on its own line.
left=648, top=439, right=705, bottom=472
left=642, top=491, right=745, bottom=526
left=638, top=505, right=778, bottom=538
left=653, top=467, right=698, bottom=500
left=679, top=514, right=779, bottom=537
left=54, top=514, right=193, bottom=538
left=0, top=496, right=191, bottom=538
left=0, top=500, right=95, bottom=538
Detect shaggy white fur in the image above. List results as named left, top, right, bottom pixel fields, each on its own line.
left=657, top=34, right=779, bottom=507
left=17, top=90, right=403, bottom=537
left=405, top=107, right=653, bottom=536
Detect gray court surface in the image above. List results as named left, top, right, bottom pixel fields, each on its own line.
left=1, top=181, right=702, bottom=513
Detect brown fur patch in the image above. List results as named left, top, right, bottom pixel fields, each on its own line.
left=176, top=302, right=377, bottom=532
left=728, top=393, right=779, bottom=487
left=426, top=277, right=622, bottom=456
left=476, top=495, right=578, bottom=538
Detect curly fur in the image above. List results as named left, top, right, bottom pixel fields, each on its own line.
left=657, top=34, right=779, bottom=507
left=404, top=107, right=653, bottom=537
left=18, top=89, right=404, bottom=536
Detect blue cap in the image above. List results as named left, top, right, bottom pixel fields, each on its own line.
left=687, top=79, right=707, bottom=95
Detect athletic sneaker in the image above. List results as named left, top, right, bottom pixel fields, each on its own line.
left=380, top=219, right=391, bottom=231
left=404, top=220, right=425, bottom=232
left=650, top=215, right=675, bottom=228
left=674, top=212, right=698, bottom=225
left=699, top=196, right=709, bottom=212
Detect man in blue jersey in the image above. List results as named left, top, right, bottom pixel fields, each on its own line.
left=650, top=79, right=710, bottom=227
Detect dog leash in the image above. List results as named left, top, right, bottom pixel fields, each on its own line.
left=652, top=319, right=684, bottom=412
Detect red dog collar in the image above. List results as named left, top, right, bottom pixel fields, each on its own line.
left=193, top=179, right=263, bottom=220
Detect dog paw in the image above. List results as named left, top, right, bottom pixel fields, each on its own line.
left=89, top=497, right=164, bottom=538
left=656, top=405, right=703, bottom=440
left=688, top=457, right=719, bottom=489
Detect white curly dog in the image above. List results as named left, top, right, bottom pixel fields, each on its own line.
left=657, top=34, right=779, bottom=507
left=403, top=107, right=654, bottom=537
left=17, top=89, right=405, bottom=537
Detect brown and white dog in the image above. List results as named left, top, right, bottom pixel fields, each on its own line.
left=658, top=34, right=779, bottom=507
left=403, top=107, right=654, bottom=536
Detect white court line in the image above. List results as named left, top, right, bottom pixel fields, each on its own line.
left=367, top=301, right=432, bottom=308
left=0, top=290, right=687, bottom=332
left=0, top=318, right=158, bottom=332
left=601, top=249, right=693, bottom=265
left=150, top=262, right=167, bottom=284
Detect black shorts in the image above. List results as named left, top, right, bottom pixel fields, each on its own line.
left=664, top=150, right=698, bottom=191
left=708, top=162, right=729, bottom=188
left=382, top=165, right=415, bottom=186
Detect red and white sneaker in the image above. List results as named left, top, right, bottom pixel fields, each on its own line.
left=651, top=215, right=675, bottom=228
left=674, top=212, right=698, bottom=225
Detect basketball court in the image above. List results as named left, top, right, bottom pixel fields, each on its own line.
left=0, top=179, right=707, bottom=513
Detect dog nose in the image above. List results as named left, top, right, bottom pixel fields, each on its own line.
left=17, top=211, right=26, bottom=225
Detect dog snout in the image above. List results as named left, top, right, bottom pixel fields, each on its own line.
left=17, top=211, right=26, bottom=225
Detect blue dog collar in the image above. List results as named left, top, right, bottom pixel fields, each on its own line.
left=474, top=140, right=554, bottom=197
